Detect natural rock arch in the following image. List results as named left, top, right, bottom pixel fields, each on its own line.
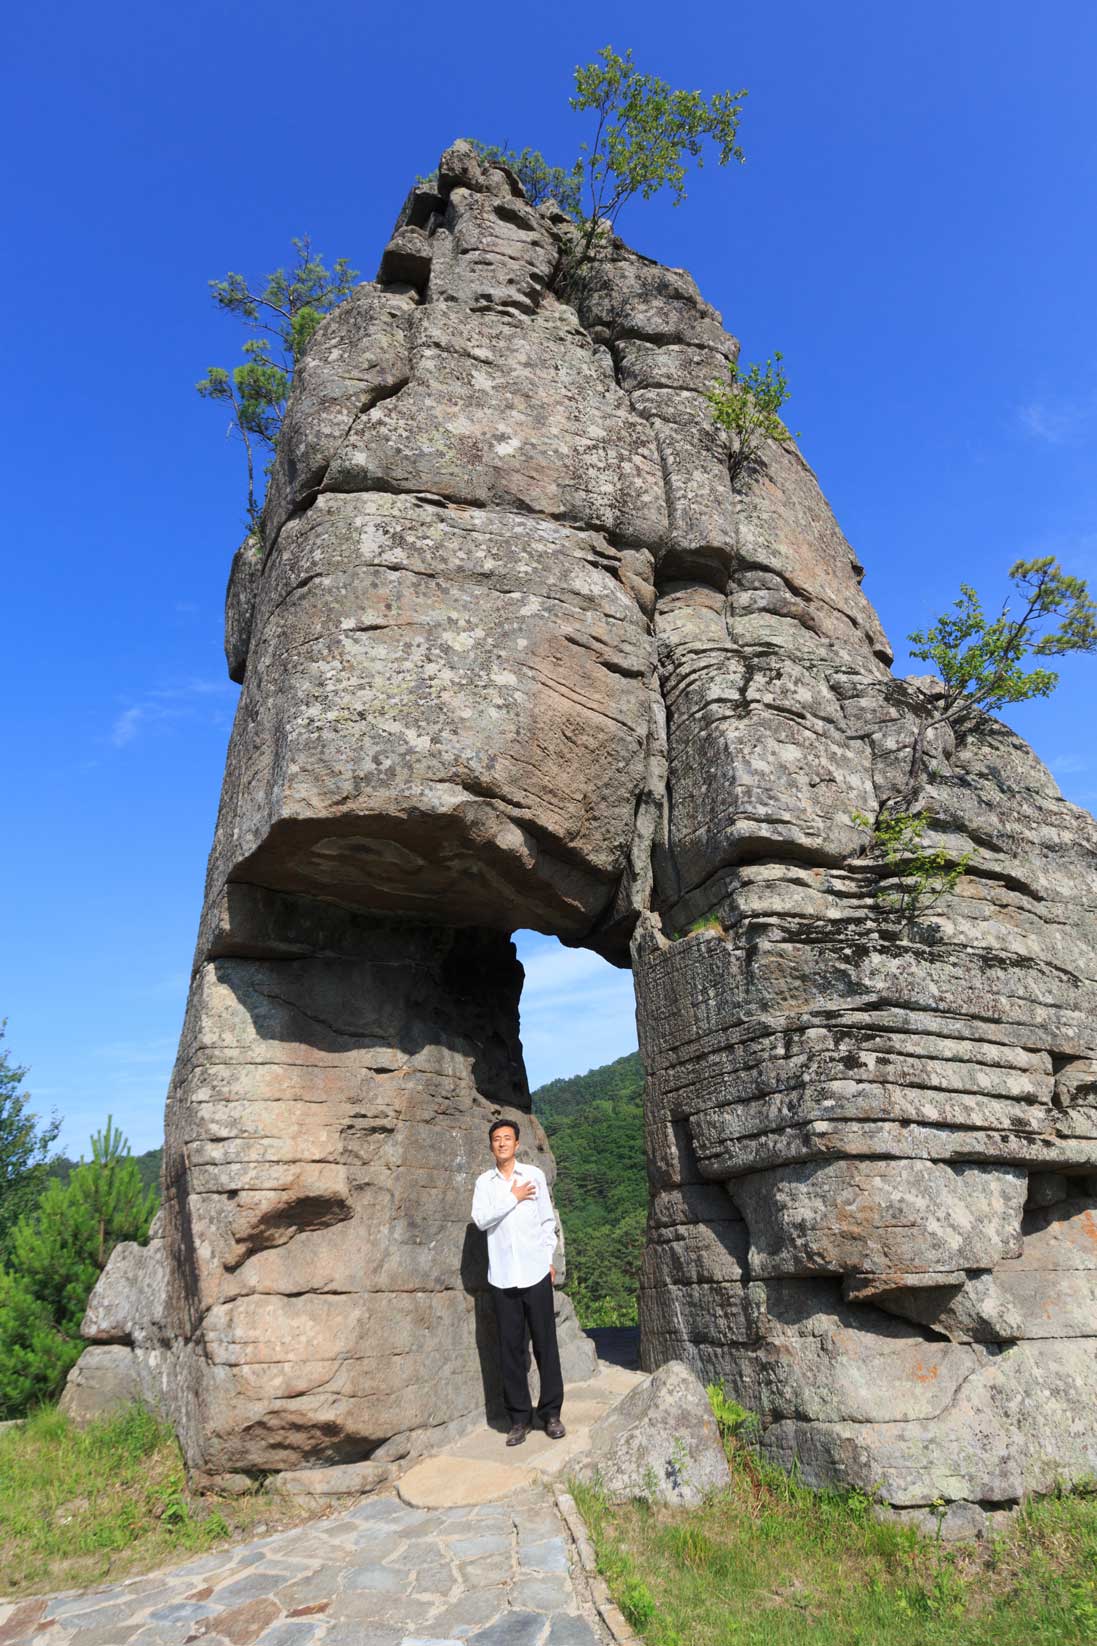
left=71, top=141, right=1097, bottom=1520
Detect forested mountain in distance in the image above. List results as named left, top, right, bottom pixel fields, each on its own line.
left=533, top=1051, right=646, bottom=1326
left=45, top=1052, right=648, bottom=1326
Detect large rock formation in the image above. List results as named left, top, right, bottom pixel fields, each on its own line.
left=73, top=140, right=1097, bottom=1516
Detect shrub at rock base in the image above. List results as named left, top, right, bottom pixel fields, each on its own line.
left=0, top=1121, right=157, bottom=1419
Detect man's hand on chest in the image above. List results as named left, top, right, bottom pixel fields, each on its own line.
left=508, top=1168, right=537, bottom=1203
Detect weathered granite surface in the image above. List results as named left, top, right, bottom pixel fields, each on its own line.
left=69, top=137, right=1097, bottom=1513
left=574, top=1359, right=729, bottom=1507
left=634, top=460, right=1097, bottom=1511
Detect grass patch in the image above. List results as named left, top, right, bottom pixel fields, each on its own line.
left=667, top=916, right=727, bottom=941
left=571, top=1439, right=1097, bottom=1645
left=0, top=1404, right=317, bottom=1597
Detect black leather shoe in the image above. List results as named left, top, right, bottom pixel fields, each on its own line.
left=545, top=1418, right=566, bottom=1440
left=505, top=1423, right=530, bottom=1446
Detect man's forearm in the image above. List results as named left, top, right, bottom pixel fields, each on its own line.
left=471, top=1178, right=519, bottom=1232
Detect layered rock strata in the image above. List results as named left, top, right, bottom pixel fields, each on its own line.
left=74, top=140, right=1097, bottom=1514
left=632, top=365, right=1097, bottom=1517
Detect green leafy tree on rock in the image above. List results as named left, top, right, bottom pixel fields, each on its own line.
left=569, top=46, right=747, bottom=267
left=903, top=556, right=1097, bottom=794
left=197, top=237, right=358, bottom=529
left=855, top=556, right=1097, bottom=937
left=852, top=807, right=974, bottom=940
left=466, top=142, right=583, bottom=217
left=0, top=1022, right=60, bottom=1262
left=0, top=1118, right=158, bottom=1418
left=200, top=50, right=749, bottom=530
left=707, top=352, right=797, bottom=488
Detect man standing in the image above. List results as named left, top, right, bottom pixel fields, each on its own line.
left=471, top=1118, right=566, bottom=1446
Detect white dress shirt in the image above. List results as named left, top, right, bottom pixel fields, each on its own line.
left=471, top=1160, right=558, bottom=1289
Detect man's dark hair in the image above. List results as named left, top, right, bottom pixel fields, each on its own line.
left=489, top=1118, right=520, bottom=1142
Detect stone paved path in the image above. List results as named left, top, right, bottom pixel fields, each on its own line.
left=0, top=1346, right=650, bottom=1646
left=398, top=1364, right=641, bottom=1510
left=0, top=1491, right=605, bottom=1646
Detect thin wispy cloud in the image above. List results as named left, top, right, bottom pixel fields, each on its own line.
left=111, top=706, right=146, bottom=746
left=1015, top=388, right=1097, bottom=447
left=93, top=1035, right=178, bottom=1067
left=109, top=677, right=234, bottom=749
left=126, top=970, right=190, bottom=1003
left=1049, top=754, right=1088, bottom=775
left=515, top=933, right=637, bottom=1090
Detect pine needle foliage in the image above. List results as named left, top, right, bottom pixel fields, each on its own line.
left=418, top=141, right=583, bottom=216
left=471, top=142, right=584, bottom=216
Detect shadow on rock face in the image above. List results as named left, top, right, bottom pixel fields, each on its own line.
left=461, top=1222, right=508, bottom=1429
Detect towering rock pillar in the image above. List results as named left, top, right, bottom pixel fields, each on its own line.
left=618, top=275, right=1097, bottom=1519
left=94, top=142, right=689, bottom=1482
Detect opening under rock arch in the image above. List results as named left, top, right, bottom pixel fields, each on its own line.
left=515, top=930, right=645, bottom=1338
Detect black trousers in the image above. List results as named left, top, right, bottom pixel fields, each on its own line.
left=491, top=1272, right=564, bottom=1426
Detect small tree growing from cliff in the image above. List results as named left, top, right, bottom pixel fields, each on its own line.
left=853, top=556, right=1096, bottom=937
left=897, top=556, right=1097, bottom=802
left=707, top=352, right=797, bottom=487
left=567, top=47, right=747, bottom=268
left=418, top=141, right=583, bottom=216
left=473, top=143, right=584, bottom=217
left=852, top=808, right=973, bottom=939
left=197, top=237, right=358, bottom=528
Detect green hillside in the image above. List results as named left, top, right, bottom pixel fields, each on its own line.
left=533, top=1052, right=646, bottom=1327
left=534, top=1050, right=643, bottom=1122
left=51, top=1147, right=162, bottom=1198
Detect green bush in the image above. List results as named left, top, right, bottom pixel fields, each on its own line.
left=852, top=807, right=973, bottom=938
left=0, top=1272, right=82, bottom=1419
left=707, top=352, right=796, bottom=487
left=0, top=1120, right=157, bottom=1418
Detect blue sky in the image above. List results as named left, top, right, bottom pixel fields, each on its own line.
left=3, top=1, right=1096, bottom=1155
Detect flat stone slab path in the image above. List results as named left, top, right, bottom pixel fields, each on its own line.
left=0, top=1356, right=653, bottom=1646
left=0, top=1492, right=605, bottom=1646
left=398, top=1364, right=641, bottom=1510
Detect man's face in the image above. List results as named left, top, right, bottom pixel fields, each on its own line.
left=490, top=1125, right=518, bottom=1167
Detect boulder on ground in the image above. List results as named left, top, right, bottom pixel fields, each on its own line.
left=59, top=1345, right=144, bottom=1426
left=576, top=1359, right=728, bottom=1508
